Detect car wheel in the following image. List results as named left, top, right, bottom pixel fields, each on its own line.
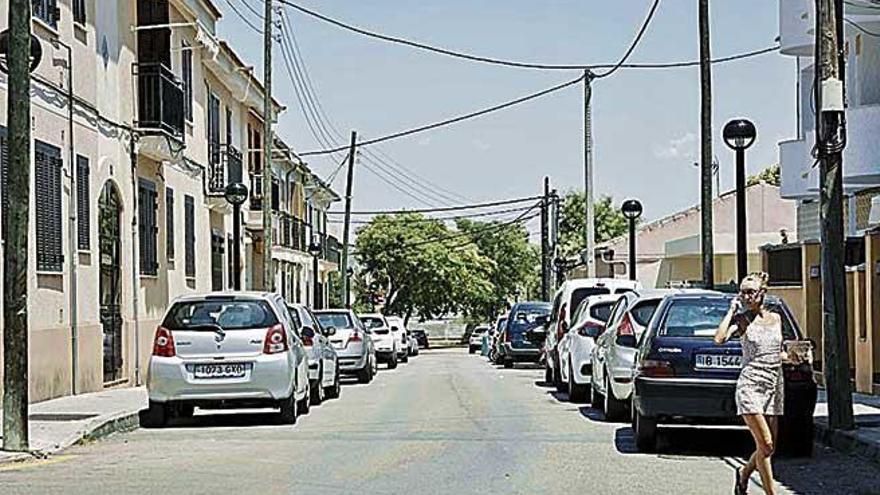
left=781, top=416, right=815, bottom=458
left=326, top=366, right=341, bottom=399
left=298, top=382, right=311, bottom=416
left=568, top=362, right=589, bottom=403
left=591, top=377, right=604, bottom=413
left=503, top=359, right=514, bottom=369
left=634, top=409, right=658, bottom=452
left=401, top=352, right=409, bottom=364
left=604, top=374, right=627, bottom=421
left=388, top=353, right=399, bottom=369
left=141, top=401, right=168, bottom=428
left=544, top=363, right=553, bottom=384
left=311, top=368, right=325, bottom=406
left=279, top=392, right=298, bottom=425
left=469, top=346, right=477, bottom=354
left=554, top=360, right=565, bottom=393
left=176, top=404, right=195, bottom=419
left=357, top=363, right=371, bottom=383
left=371, top=355, right=379, bottom=377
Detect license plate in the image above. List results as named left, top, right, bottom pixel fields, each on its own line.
left=695, top=354, right=741, bottom=370
left=193, top=363, right=248, bottom=379
left=330, top=340, right=344, bottom=349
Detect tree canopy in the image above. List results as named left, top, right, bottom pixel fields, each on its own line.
left=747, top=164, right=780, bottom=187
left=558, top=192, right=629, bottom=258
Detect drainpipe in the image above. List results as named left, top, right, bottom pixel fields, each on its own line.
left=130, top=134, right=141, bottom=386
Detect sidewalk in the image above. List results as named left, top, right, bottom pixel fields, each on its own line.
left=0, top=387, right=146, bottom=464
left=814, top=390, right=880, bottom=465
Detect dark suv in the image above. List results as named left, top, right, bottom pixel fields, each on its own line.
left=498, top=302, right=551, bottom=368
left=631, top=293, right=817, bottom=456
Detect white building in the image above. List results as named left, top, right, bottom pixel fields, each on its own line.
left=778, top=0, right=880, bottom=238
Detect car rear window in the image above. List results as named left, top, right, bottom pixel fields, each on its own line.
left=361, top=317, right=385, bottom=329
left=508, top=307, right=551, bottom=334
left=630, top=300, right=660, bottom=327
left=315, top=312, right=353, bottom=329
left=473, top=328, right=486, bottom=335
left=659, top=299, right=797, bottom=339
left=570, top=287, right=611, bottom=315
left=589, top=302, right=614, bottom=322
left=164, top=299, right=278, bottom=331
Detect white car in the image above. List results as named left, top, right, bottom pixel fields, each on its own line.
left=558, top=294, right=620, bottom=402
left=544, top=278, right=641, bottom=392
left=314, top=309, right=378, bottom=384
left=359, top=313, right=400, bottom=369
left=145, top=292, right=311, bottom=427
left=287, top=303, right=341, bottom=405
left=385, top=316, right=411, bottom=363
left=469, top=326, right=489, bottom=354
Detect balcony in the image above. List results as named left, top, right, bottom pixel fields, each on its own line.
left=779, top=0, right=814, bottom=57
left=208, top=144, right=244, bottom=194
left=324, top=235, right=342, bottom=265
left=133, top=62, right=185, bottom=139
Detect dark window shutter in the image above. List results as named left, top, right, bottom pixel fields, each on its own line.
left=184, top=194, right=195, bottom=277
left=138, top=179, right=158, bottom=275
left=76, top=155, right=90, bottom=250
left=182, top=42, right=193, bottom=121
left=33, top=0, right=59, bottom=28
left=73, top=0, right=86, bottom=24
left=35, top=141, right=63, bottom=272
left=1, top=127, right=8, bottom=241
left=166, top=187, right=174, bottom=260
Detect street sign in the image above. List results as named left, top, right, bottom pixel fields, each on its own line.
left=0, top=30, right=43, bottom=74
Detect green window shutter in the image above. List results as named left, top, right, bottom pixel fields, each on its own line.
left=76, top=155, right=90, bottom=250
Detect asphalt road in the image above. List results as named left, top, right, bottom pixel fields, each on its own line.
left=2, top=348, right=879, bottom=495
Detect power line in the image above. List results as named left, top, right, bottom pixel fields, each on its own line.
left=329, top=195, right=543, bottom=215
left=592, top=0, right=661, bottom=79
left=300, top=74, right=585, bottom=156
left=329, top=203, right=538, bottom=224
left=276, top=0, right=777, bottom=71
left=845, top=18, right=880, bottom=37
left=395, top=203, right=541, bottom=251
left=223, top=0, right=263, bottom=34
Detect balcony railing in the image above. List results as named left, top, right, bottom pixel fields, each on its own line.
left=273, top=213, right=309, bottom=252
left=133, top=62, right=185, bottom=139
left=250, top=174, right=263, bottom=210
left=208, top=144, right=244, bottom=194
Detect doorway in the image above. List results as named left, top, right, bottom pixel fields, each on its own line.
left=99, top=181, right=124, bottom=383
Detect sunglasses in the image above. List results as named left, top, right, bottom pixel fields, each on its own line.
left=740, top=289, right=761, bottom=296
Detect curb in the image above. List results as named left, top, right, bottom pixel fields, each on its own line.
left=815, top=420, right=880, bottom=466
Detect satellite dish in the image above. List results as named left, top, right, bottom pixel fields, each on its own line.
left=0, top=30, right=44, bottom=75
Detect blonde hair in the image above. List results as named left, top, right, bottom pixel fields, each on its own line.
left=740, top=271, right=769, bottom=291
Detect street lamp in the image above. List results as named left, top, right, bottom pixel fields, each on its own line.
left=224, top=182, right=248, bottom=290
left=723, top=118, right=757, bottom=283
left=308, top=236, right=323, bottom=309
left=621, top=199, right=643, bottom=281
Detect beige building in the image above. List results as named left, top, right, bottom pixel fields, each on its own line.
left=0, top=0, right=339, bottom=403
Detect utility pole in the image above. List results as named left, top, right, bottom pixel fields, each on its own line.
left=698, top=0, right=715, bottom=289
left=341, top=131, right=357, bottom=308
left=583, top=71, right=596, bottom=277
left=551, top=189, right=562, bottom=288
left=815, top=0, right=854, bottom=430
left=3, top=0, right=33, bottom=451
left=540, top=177, right=551, bottom=301
left=262, top=0, right=274, bottom=291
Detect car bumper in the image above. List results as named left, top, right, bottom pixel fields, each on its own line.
left=635, top=377, right=741, bottom=420
left=376, top=350, right=396, bottom=362
left=147, top=355, right=294, bottom=404
left=337, top=351, right=368, bottom=373
left=503, top=345, right=541, bottom=362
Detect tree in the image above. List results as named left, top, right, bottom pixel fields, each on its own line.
left=558, top=192, right=629, bottom=258
left=747, top=164, right=780, bottom=187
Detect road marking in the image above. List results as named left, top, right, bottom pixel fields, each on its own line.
left=0, top=454, right=75, bottom=472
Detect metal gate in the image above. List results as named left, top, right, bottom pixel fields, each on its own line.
left=99, top=182, right=124, bottom=383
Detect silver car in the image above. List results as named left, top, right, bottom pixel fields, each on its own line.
left=288, top=303, right=341, bottom=405
left=314, top=309, right=378, bottom=383
left=359, top=313, right=400, bottom=369
left=145, top=292, right=311, bottom=427
left=385, top=316, right=411, bottom=363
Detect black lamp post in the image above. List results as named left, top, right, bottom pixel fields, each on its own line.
left=621, top=199, right=643, bottom=281
left=224, top=182, right=248, bottom=290
left=723, top=119, right=757, bottom=283
left=308, top=236, right=323, bottom=309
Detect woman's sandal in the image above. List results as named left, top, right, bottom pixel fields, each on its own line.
left=734, top=467, right=748, bottom=495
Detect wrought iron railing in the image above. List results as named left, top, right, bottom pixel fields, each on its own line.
left=132, top=62, right=185, bottom=139
left=208, top=144, right=244, bottom=194
left=250, top=174, right=263, bottom=210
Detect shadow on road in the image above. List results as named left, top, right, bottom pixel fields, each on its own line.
left=151, top=411, right=289, bottom=429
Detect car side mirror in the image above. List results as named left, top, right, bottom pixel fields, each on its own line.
left=324, top=326, right=336, bottom=336
left=616, top=334, right=637, bottom=348
left=301, top=326, right=316, bottom=339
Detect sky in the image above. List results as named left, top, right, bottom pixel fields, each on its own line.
left=215, top=0, right=797, bottom=229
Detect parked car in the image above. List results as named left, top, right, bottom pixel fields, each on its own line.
left=314, top=309, right=378, bottom=384
left=386, top=316, right=412, bottom=363
left=490, top=315, right=508, bottom=364
left=410, top=328, right=429, bottom=349
left=591, top=289, right=688, bottom=419
left=557, top=294, right=620, bottom=402
left=544, top=279, right=641, bottom=392
left=498, top=302, right=551, bottom=368
left=360, top=313, right=400, bottom=369
left=631, top=293, right=817, bottom=456
left=144, top=292, right=311, bottom=427
left=469, top=326, right=489, bottom=354
left=287, top=303, right=341, bottom=404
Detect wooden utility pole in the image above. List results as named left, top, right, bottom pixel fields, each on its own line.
left=816, top=0, right=854, bottom=430
left=551, top=190, right=562, bottom=288
left=262, top=0, right=274, bottom=291
left=541, top=177, right=551, bottom=301
left=3, top=0, right=33, bottom=451
left=341, top=131, right=357, bottom=308
left=698, top=0, right=715, bottom=289
left=583, top=72, right=595, bottom=277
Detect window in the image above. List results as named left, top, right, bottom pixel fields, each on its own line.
left=76, top=155, right=90, bottom=250
left=184, top=194, right=195, bottom=278
left=33, top=0, right=59, bottom=28
left=225, top=107, right=233, bottom=146
left=590, top=302, right=615, bottom=323
left=163, top=299, right=279, bottom=331
left=73, top=0, right=86, bottom=25
left=138, top=179, right=158, bottom=275
left=182, top=42, right=193, bottom=122
left=166, top=187, right=174, bottom=260
left=208, top=92, right=220, bottom=166
left=271, top=177, right=280, bottom=211
left=34, top=141, right=63, bottom=272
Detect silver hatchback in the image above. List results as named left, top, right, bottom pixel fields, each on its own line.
left=144, top=292, right=311, bottom=427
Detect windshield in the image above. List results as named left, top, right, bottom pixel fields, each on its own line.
left=315, top=312, right=353, bottom=330
left=361, top=317, right=386, bottom=329
left=163, top=299, right=278, bottom=330
left=659, top=299, right=797, bottom=339
left=570, top=287, right=611, bottom=316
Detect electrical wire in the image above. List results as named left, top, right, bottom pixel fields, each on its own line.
left=223, top=0, right=263, bottom=34
left=394, top=203, right=541, bottom=250
left=328, top=203, right=539, bottom=224
left=592, top=0, right=661, bottom=79
left=845, top=18, right=880, bottom=37
left=329, top=195, right=542, bottom=215
left=275, top=0, right=776, bottom=72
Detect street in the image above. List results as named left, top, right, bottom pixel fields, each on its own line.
left=2, top=348, right=878, bottom=495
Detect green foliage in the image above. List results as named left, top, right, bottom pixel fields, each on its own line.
left=747, top=164, right=780, bottom=187
left=327, top=271, right=343, bottom=309
left=558, top=192, right=629, bottom=258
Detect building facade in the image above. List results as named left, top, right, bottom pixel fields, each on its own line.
left=0, top=0, right=340, bottom=403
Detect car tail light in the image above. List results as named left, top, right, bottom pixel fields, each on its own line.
left=618, top=313, right=634, bottom=336
left=152, top=326, right=175, bottom=357
left=638, top=359, right=674, bottom=378
left=557, top=306, right=567, bottom=340
left=784, top=364, right=814, bottom=383
left=263, top=324, right=289, bottom=354
left=349, top=331, right=362, bottom=343
left=577, top=322, right=604, bottom=338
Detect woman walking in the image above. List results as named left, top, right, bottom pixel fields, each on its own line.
left=714, top=272, right=794, bottom=495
